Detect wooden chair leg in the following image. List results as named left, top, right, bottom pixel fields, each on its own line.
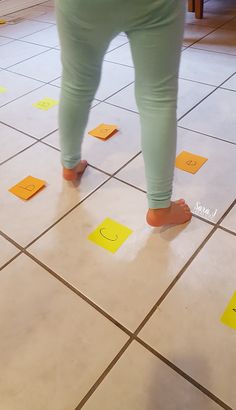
left=188, top=0, right=195, bottom=12
left=195, top=0, right=204, bottom=18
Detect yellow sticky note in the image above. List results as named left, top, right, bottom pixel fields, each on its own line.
left=9, top=176, right=46, bottom=200
left=175, top=151, right=208, bottom=174
left=33, top=97, right=58, bottom=111
left=221, top=292, right=236, bottom=330
left=0, top=86, right=7, bottom=93
left=88, top=218, right=133, bottom=253
left=0, top=19, right=6, bottom=24
left=88, top=123, right=118, bottom=140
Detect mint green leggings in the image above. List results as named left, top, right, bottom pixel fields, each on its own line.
left=55, top=0, right=185, bottom=209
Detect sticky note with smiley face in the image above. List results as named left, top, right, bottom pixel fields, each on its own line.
left=88, top=123, right=118, bottom=140
left=88, top=217, right=133, bottom=253
left=33, top=97, right=58, bottom=111
left=175, top=151, right=208, bottom=174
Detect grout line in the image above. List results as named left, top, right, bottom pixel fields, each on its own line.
left=219, top=225, right=236, bottom=237
left=0, top=82, right=46, bottom=110
left=133, top=225, right=217, bottom=335
left=0, top=23, right=54, bottom=42
left=214, top=71, right=236, bottom=87
left=0, top=251, right=22, bottom=272
left=135, top=338, right=234, bottom=410
left=183, top=13, right=236, bottom=51
left=190, top=46, right=236, bottom=58
left=104, top=58, right=133, bottom=69
left=0, top=140, right=39, bottom=166
left=101, top=80, right=134, bottom=103
left=5, top=67, right=49, bottom=83
left=24, top=174, right=112, bottom=249
left=215, top=198, right=236, bottom=226
left=105, top=40, right=129, bottom=55
left=3, top=47, right=52, bottom=70
left=178, top=76, right=221, bottom=88
left=220, top=86, right=236, bottom=92
left=178, top=69, right=236, bottom=124
left=0, top=231, right=25, bottom=251
left=0, top=3, right=52, bottom=19
left=74, top=339, right=133, bottom=410
left=178, top=125, right=236, bottom=146
left=72, top=225, right=231, bottom=410
left=23, top=248, right=132, bottom=337
left=0, top=119, right=39, bottom=140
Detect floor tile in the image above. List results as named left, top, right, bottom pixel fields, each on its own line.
left=221, top=205, right=236, bottom=233
left=29, top=179, right=212, bottom=331
left=0, top=70, right=43, bottom=107
left=116, top=128, right=236, bottom=223
left=0, top=40, right=48, bottom=69
left=222, top=16, right=236, bottom=30
left=204, top=0, right=236, bottom=17
left=180, top=47, right=236, bottom=86
left=222, top=73, right=236, bottom=91
left=0, top=37, right=13, bottom=46
left=0, top=84, right=60, bottom=138
left=179, top=88, right=236, bottom=144
left=0, top=236, right=19, bottom=268
left=0, top=19, right=52, bottom=39
left=44, top=102, right=141, bottom=174
left=28, top=5, right=56, bottom=24
left=106, top=34, right=188, bottom=62
left=107, top=80, right=214, bottom=119
left=193, top=28, right=236, bottom=55
left=0, top=254, right=127, bottom=410
left=22, top=24, right=59, bottom=47
left=140, top=229, right=236, bottom=409
left=0, top=123, right=34, bottom=164
left=183, top=24, right=214, bottom=47
left=51, top=60, right=134, bottom=102
left=9, top=49, right=61, bottom=82
left=185, top=10, right=234, bottom=28
left=105, top=43, right=133, bottom=67
left=97, top=61, right=134, bottom=101
left=106, top=36, right=129, bottom=53
left=83, top=342, right=222, bottom=410
left=0, top=143, right=108, bottom=246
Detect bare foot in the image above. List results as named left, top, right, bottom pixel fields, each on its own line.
left=63, top=160, right=88, bottom=181
left=146, top=199, right=192, bottom=227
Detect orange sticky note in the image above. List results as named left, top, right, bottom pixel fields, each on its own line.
left=33, top=97, right=58, bottom=111
left=175, top=151, right=208, bottom=174
left=88, top=123, right=118, bottom=140
left=9, top=176, right=46, bottom=200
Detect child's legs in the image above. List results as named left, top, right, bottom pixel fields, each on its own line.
left=55, top=1, right=115, bottom=169
left=127, top=1, right=185, bottom=209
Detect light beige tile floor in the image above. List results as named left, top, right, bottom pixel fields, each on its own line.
left=0, top=1, right=236, bottom=409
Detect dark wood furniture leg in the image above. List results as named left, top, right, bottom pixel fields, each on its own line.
left=195, top=0, right=204, bottom=19
left=188, top=0, right=195, bottom=13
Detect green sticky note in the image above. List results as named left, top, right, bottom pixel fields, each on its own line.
left=221, top=291, right=236, bottom=330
